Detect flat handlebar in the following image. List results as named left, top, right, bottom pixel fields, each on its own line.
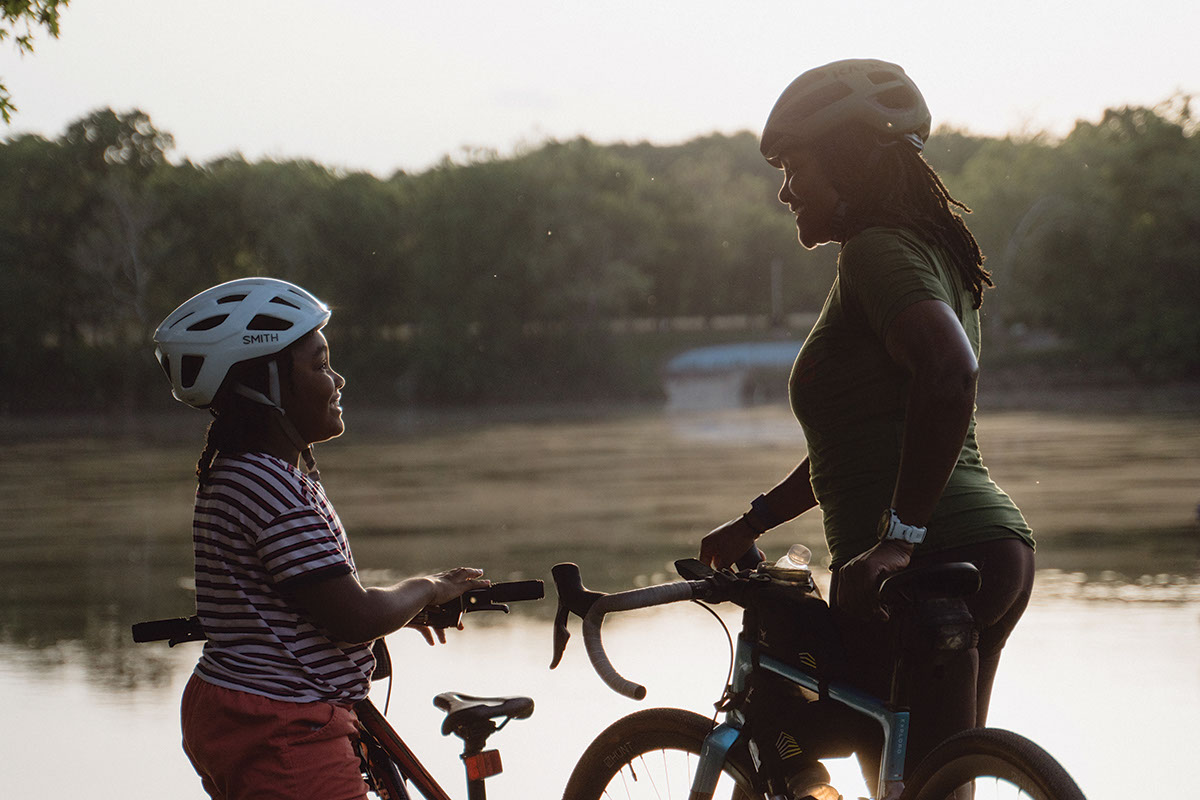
left=412, top=579, right=545, bottom=629
left=132, top=579, right=545, bottom=645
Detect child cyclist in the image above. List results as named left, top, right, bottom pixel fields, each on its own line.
left=153, top=277, right=488, bottom=799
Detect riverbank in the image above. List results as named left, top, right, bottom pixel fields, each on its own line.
left=978, top=364, right=1200, bottom=414
left=2, top=367, right=1198, bottom=443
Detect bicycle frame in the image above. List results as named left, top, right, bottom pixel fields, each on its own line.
left=551, top=561, right=984, bottom=800
left=132, top=577, right=543, bottom=800
left=557, top=560, right=1085, bottom=800
left=692, top=635, right=909, bottom=800
left=355, top=692, right=521, bottom=800
left=355, top=697, right=454, bottom=800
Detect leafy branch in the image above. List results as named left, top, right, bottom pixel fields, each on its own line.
left=1, top=0, right=69, bottom=123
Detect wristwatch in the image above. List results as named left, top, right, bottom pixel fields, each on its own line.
left=877, top=508, right=927, bottom=544
left=741, top=493, right=783, bottom=536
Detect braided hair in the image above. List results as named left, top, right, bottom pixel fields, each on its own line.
left=195, top=353, right=295, bottom=488
left=818, top=124, right=993, bottom=309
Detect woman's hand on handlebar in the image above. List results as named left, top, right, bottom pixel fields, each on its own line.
left=699, top=517, right=761, bottom=570
left=835, top=540, right=913, bottom=621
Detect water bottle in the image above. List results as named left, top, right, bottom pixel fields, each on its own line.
left=765, top=543, right=813, bottom=583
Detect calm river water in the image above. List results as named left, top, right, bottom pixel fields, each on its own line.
left=1, top=403, right=1197, bottom=799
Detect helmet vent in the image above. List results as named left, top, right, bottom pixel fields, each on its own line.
left=180, top=355, right=204, bottom=389
left=270, top=296, right=302, bottom=310
left=792, top=82, right=853, bottom=120
left=154, top=277, right=330, bottom=409
left=247, top=314, right=293, bottom=331
left=874, top=86, right=917, bottom=110
left=187, top=314, right=228, bottom=332
left=867, top=70, right=899, bottom=85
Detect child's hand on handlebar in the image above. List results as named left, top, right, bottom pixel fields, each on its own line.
left=428, top=567, right=490, bottom=605
left=406, top=568, right=490, bottom=646
left=407, top=620, right=455, bottom=646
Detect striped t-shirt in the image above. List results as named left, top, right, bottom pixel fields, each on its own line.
left=191, top=451, right=375, bottom=704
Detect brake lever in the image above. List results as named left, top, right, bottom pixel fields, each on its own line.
left=549, top=562, right=605, bottom=669
left=460, top=587, right=512, bottom=615
left=411, top=601, right=466, bottom=630
left=550, top=603, right=571, bottom=670
left=415, top=580, right=544, bottom=630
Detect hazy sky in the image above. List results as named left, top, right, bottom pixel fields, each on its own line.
left=2, top=0, right=1195, bottom=176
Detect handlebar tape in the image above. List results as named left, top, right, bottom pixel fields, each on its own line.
left=581, top=582, right=698, bottom=700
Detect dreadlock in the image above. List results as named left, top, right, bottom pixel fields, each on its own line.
left=819, top=125, right=994, bottom=309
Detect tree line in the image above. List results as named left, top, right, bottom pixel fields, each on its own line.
left=2, top=99, right=1197, bottom=413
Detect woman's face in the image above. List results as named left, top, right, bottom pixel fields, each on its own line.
left=281, top=330, right=346, bottom=445
left=777, top=149, right=842, bottom=249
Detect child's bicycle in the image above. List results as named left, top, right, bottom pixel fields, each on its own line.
left=132, top=579, right=544, bottom=800
left=549, top=554, right=1085, bottom=800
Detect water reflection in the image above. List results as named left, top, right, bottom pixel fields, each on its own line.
left=1, top=404, right=1198, bottom=680
left=2, top=596, right=1196, bottom=800
left=1, top=405, right=1198, bottom=798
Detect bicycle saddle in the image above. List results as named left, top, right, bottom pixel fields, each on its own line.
left=433, top=692, right=535, bottom=736
left=879, top=561, right=981, bottom=607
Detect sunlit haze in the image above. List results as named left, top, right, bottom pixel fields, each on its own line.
left=2, top=0, right=1196, bottom=176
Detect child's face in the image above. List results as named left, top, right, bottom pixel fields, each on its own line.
left=282, top=330, right=346, bottom=445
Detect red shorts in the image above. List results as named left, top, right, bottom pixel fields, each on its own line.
left=180, top=673, right=369, bottom=800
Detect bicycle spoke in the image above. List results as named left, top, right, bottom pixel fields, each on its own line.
left=590, top=746, right=749, bottom=800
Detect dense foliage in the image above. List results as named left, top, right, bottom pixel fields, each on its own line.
left=2, top=100, right=1197, bottom=412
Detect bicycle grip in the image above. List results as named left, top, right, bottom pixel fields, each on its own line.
left=581, top=582, right=698, bottom=700
left=131, top=615, right=205, bottom=646
left=482, top=579, right=545, bottom=603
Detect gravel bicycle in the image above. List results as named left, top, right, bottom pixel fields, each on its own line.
left=132, top=579, right=544, bottom=800
left=549, top=552, right=1085, bottom=800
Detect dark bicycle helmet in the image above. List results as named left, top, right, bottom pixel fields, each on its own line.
left=760, top=58, right=931, bottom=166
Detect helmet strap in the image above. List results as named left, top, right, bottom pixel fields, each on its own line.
left=231, top=359, right=320, bottom=480
left=231, top=359, right=283, bottom=408
left=267, top=358, right=282, bottom=406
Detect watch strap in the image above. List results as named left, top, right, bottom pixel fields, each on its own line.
left=741, top=494, right=783, bottom=535
left=880, top=508, right=927, bottom=544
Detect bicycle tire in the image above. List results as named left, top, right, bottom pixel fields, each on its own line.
left=561, top=707, right=763, bottom=800
left=901, top=728, right=1086, bottom=800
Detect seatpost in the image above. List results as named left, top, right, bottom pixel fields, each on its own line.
left=459, top=724, right=502, bottom=800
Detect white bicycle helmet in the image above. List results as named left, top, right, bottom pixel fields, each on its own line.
left=154, top=277, right=331, bottom=409
left=760, top=58, right=931, bottom=166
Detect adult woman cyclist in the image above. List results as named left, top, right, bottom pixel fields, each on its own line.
left=155, top=277, right=488, bottom=799
left=698, top=59, right=1036, bottom=791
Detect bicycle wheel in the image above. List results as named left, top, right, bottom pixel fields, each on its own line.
left=562, top=707, right=763, bottom=800
left=901, top=728, right=1085, bottom=800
